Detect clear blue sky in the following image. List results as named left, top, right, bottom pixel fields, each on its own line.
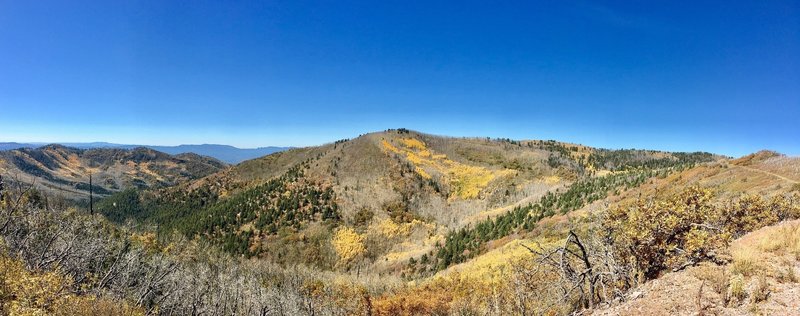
left=1, top=1, right=798, bottom=156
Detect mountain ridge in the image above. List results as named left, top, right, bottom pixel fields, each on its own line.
left=0, top=145, right=227, bottom=199
left=96, top=129, right=724, bottom=273
left=0, top=142, right=291, bottom=164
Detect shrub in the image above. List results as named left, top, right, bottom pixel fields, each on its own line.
left=605, top=186, right=728, bottom=279
left=352, top=207, right=375, bottom=229
left=605, top=188, right=800, bottom=280
left=0, top=246, right=144, bottom=315
left=721, top=194, right=777, bottom=238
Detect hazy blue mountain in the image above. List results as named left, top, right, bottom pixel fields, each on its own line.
left=0, top=142, right=41, bottom=151
left=0, top=142, right=289, bottom=164
left=145, top=145, right=289, bottom=164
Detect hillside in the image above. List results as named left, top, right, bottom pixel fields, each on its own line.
left=412, top=149, right=800, bottom=315
left=97, top=129, right=719, bottom=275
left=0, top=145, right=226, bottom=200
left=4, top=129, right=798, bottom=315
left=593, top=219, right=800, bottom=315
left=0, top=142, right=289, bottom=163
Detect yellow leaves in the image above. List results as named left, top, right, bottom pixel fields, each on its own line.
left=543, top=175, right=560, bottom=184
left=723, top=194, right=778, bottom=236
left=331, top=227, right=365, bottom=265
left=415, top=167, right=431, bottom=179
left=131, top=232, right=161, bottom=254
left=1, top=255, right=71, bottom=314
left=405, top=151, right=424, bottom=165
left=443, top=239, right=539, bottom=284
left=607, top=187, right=800, bottom=280
left=301, top=279, right=326, bottom=298
left=375, top=218, right=429, bottom=238
left=381, top=136, right=514, bottom=200
left=0, top=245, right=144, bottom=315
left=376, top=218, right=406, bottom=237
left=605, top=186, right=726, bottom=277
left=449, top=165, right=510, bottom=199
left=0, top=253, right=143, bottom=315
left=400, top=138, right=426, bottom=150
left=381, top=140, right=400, bottom=154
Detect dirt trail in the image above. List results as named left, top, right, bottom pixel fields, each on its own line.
left=736, top=165, right=799, bottom=184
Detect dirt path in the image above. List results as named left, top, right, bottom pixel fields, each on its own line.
left=736, top=165, right=799, bottom=184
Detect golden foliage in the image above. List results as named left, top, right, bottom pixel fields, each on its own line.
left=331, top=227, right=366, bottom=265
left=381, top=140, right=400, bottom=154
left=376, top=219, right=411, bottom=238
left=415, top=167, right=432, bottom=179
left=607, top=187, right=800, bottom=280
left=373, top=219, right=434, bottom=244
left=382, top=137, right=514, bottom=200
left=448, top=164, right=508, bottom=199
left=372, top=284, right=453, bottom=316
left=1, top=254, right=71, bottom=315
left=130, top=232, right=161, bottom=254
left=399, top=138, right=426, bottom=150
left=0, top=250, right=143, bottom=315
left=721, top=194, right=777, bottom=237
left=606, top=186, right=729, bottom=278
left=442, top=239, right=542, bottom=284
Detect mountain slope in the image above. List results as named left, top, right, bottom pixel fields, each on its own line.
left=16, top=129, right=783, bottom=316
left=98, top=129, right=721, bottom=276
left=411, top=149, right=800, bottom=315
left=0, top=145, right=227, bottom=199
left=0, top=142, right=290, bottom=164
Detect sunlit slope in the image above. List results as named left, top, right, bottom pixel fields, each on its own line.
left=0, top=145, right=226, bottom=199
left=96, top=129, right=722, bottom=277
left=433, top=150, right=797, bottom=292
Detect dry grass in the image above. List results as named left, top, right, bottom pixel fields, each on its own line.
left=756, top=222, right=800, bottom=259
left=729, top=273, right=747, bottom=304
left=731, top=248, right=762, bottom=277
left=730, top=221, right=800, bottom=290
left=693, top=264, right=731, bottom=306
left=750, top=274, right=771, bottom=303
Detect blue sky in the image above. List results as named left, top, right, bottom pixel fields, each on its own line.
left=0, top=1, right=798, bottom=156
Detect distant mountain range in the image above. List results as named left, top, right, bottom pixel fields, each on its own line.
left=0, top=142, right=290, bottom=164
left=0, top=145, right=227, bottom=199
